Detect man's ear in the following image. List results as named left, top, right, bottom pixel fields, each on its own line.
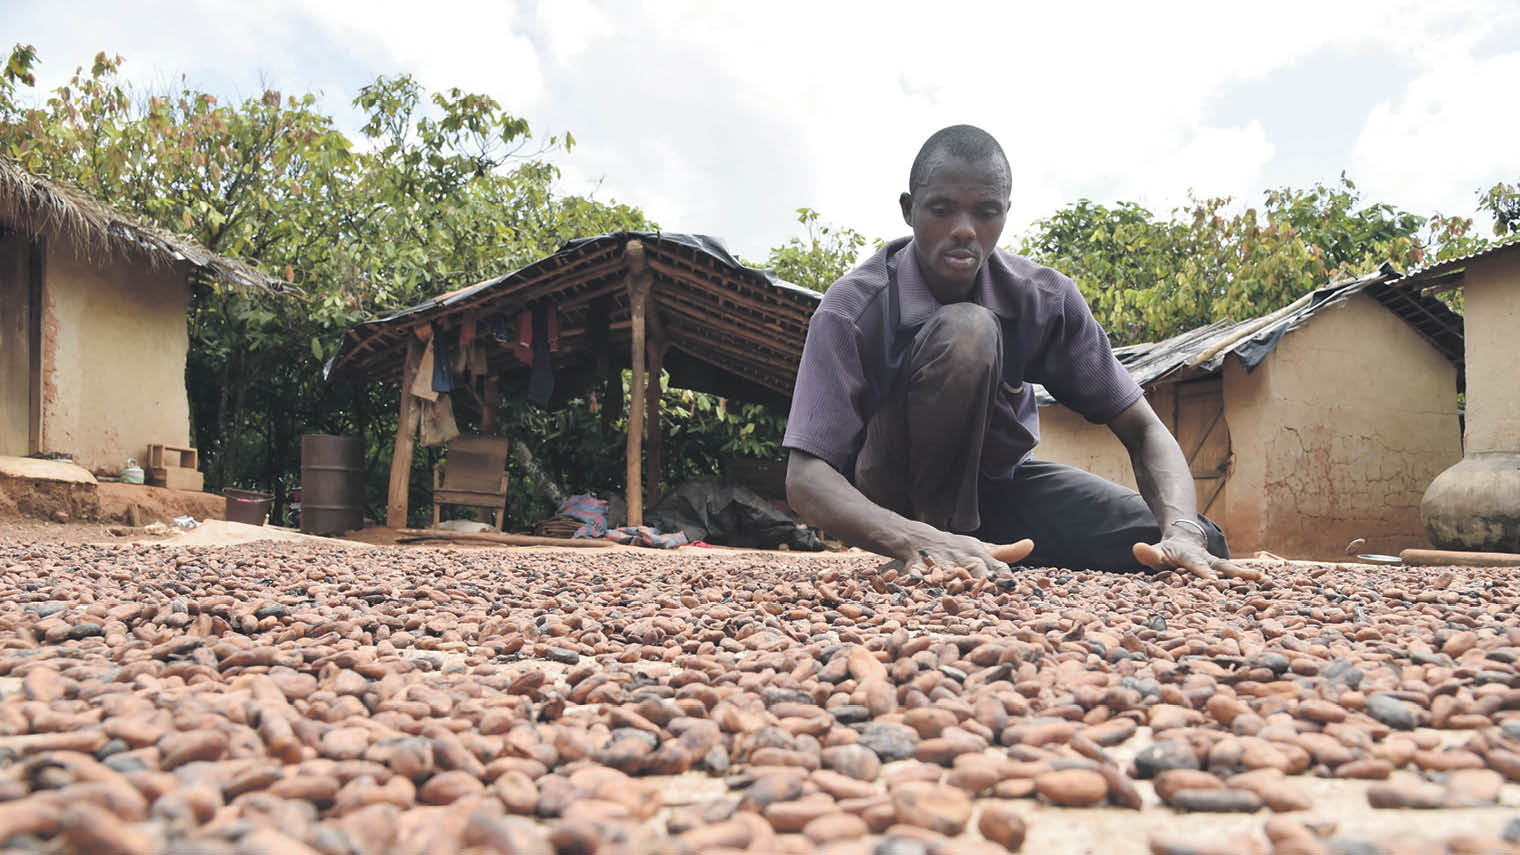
left=899, top=192, right=914, bottom=227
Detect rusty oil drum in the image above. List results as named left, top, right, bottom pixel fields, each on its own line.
left=300, top=434, right=364, bottom=535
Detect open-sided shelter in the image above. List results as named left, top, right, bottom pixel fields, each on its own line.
left=0, top=160, right=279, bottom=474
left=1032, top=265, right=1465, bottom=560
left=324, top=232, right=820, bottom=529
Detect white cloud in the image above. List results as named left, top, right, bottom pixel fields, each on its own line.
left=1351, top=48, right=1520, bottom=219
left=9, top=0, right=1519, bottom=259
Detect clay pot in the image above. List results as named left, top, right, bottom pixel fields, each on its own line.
left=1420, top=452, right=1520, bottom=552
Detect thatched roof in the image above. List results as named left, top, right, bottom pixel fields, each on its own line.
left=1035, top=263, right=1465, bottom=405
left=0, top=158, right=282, bottom=292
left=325, top=232, right=821, bottom=410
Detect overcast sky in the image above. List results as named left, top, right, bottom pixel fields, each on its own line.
left=9, top=0, right=1520, bottom=262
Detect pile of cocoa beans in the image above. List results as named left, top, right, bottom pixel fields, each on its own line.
left=0, top=536, right=1515, bottom=854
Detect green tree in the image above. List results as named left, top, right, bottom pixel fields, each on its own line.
left=1017, top=177, right=1482, bottom=346
left=1479, top=180, right=1520, bottom=237
left=764, top=207, right=868, bottom=292
left=1, top=45, right=653, bottom=523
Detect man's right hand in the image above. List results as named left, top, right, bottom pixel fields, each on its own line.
left=786, top=450, right=1032, bottom=581
left=899, top=521, right=1032, bottom=578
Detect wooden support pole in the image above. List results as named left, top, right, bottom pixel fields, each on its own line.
left=27, top=237, right=44, bottom=455
left=624, top=240, right=651, bottom=527
left=386, top=336, right=423, bottom=529
left=645, top=333, right=667, bottom=511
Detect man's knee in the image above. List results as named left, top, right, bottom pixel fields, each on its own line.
left=917, top=303, right=1000, bottom=370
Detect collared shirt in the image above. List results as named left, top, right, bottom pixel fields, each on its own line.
left=783, top=237, right=1142, bottom=481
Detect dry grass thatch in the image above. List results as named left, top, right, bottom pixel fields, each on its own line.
left=0, top=158, right=282, bottom=292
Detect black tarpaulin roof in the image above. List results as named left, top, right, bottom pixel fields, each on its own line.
left=324, top=232, right=822, bottom=409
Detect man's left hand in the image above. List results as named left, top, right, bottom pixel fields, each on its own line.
left=1132, top=536, right=1259, bottom=581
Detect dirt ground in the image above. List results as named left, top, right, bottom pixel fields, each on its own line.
left=1, top=514, right=1517, bottom=853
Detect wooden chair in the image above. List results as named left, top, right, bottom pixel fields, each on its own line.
left=432, top=435, right=510, bottom=530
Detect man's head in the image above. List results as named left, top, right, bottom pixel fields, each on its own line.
left=900, top=125, right=1011, bottom=303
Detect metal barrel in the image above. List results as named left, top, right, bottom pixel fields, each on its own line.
left=300, top=434, right=364, bottom=534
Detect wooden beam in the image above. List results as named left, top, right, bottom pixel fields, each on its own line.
left=386, top=336, right=423, bottom=528
left=656, top=291, right=805, bottom=362
left=398, top=529, right=617, bottom=548
left=27, top=236, right=44, bottom=455
left=645, top=256, right=815, bottom=321
left=624, top=240, right=652, bottom=528
left=645, top=330, right=667, bottom=511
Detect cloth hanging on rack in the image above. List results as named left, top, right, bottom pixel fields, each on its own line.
left=411, top=337, right=438, bottom=402
left=527, top=306, right=555, bottom=405
left=459, top=311, right=478, bottom=349
left=419, top=393, right=459, bottom=447
left=512, top=306, right=560, bottom=363
left=432, top=333, right=454, bottom=394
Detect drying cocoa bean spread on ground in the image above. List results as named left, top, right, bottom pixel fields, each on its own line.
left=0, top=535, right=1516, bottom=854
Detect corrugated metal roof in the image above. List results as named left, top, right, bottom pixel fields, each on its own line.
left=325, top=232, right=821, bottom=409
left=1395, top=236, right=1520, bottom=289
left=1034, top=263, right=1464, bottom=405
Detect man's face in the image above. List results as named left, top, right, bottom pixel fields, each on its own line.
left=899, top=153, right=1010, bottom=303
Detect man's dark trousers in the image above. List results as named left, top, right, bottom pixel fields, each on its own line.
left=852, top=303, right=1229, bottom=571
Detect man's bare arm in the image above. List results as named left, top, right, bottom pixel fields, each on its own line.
left=785, top=449, right=1021, bottom=576
left=1107, top=397, right=1253, bottom=580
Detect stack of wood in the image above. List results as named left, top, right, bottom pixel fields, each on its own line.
left=533, top=515, right=584, bottom=539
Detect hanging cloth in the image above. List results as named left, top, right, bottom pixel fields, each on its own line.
left=419, top=393, right=459, bottom=447
left=513, top=306, right=560, bottom=362
left=512, top=305, right=559, bottom=406
left=432, top=333, right=454, bottom=394
left=411, top=337, right=438, bottom=402
left=459, top=311, right=478, bottom=349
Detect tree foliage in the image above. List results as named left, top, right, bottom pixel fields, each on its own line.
left=763, top=207, right=869, bottom=292
left=0, top=44, right=657, bottom=523
left=1479, top=180, right=1520, bottom=237
left=1017, top=177, right=1490, bottom=345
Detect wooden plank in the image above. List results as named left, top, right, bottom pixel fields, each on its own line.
left=625, top=242, right=651, bottom=528
left=655, top=288, right=806, bottom=354
left=663, top=321, right=799, bottom=388
left=398, top=529, right=618, bottom=548
left=1399, top=547, right=1520, bottom=567
left=645, top=329, right=667, bottom=510
left=645, top=255, right=816, bottom=321
left=28, top=236, right=43, bottom=454
left=386, top=336, right=423, bottom=529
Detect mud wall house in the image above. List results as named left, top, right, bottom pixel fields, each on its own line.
left=0, top=160, right=279, bottom=475
left=1033, top=266, right=1465, bottom=560
left=1399, top=239, right=1520, bottom=552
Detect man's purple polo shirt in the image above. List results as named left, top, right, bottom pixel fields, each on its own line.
left=783, top=237, right=1142, bottom=482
